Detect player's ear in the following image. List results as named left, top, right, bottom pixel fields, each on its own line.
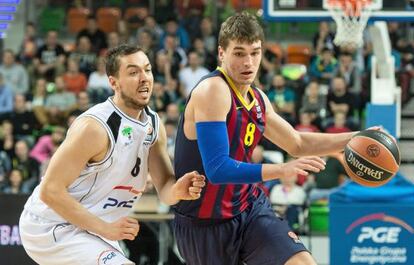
left=108, top=76, right=119, bottom=90
left=218, top=46, right=225, bottom=62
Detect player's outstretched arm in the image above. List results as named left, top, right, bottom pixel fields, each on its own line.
left=258, top=89, right=356, bottom=156
left=148, top=122, right=205, bottom=205
left=190, top=78, right=325, bottom=183
left=39, top=118, right=139, bottom=241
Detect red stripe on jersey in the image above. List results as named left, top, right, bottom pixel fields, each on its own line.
left=221, top=184, right=235, bottom=218
left=198, top=183, right=220, bottom=218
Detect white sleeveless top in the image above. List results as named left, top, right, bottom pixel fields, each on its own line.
left=24, top=98, right=160, bottom=223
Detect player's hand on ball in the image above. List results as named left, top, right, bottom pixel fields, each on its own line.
left=173, top=171, right=206, bottom=201
left=102, top=216, right=140, bottom=241
left=281, top=156, right=326, bottom=177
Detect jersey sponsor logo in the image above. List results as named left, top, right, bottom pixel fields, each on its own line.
left=103, top=196, right=138, bottom=209
left=121, top=126, right=133, bottom=146
left=255, top=101, right=263, bottom=119
left=288, top=231, right=302, bottom=244
left=102, top=186, right=143, bottom=209
left=144, top=124, right=154, bottom=145
left=98, top=250, right=117, bottom=264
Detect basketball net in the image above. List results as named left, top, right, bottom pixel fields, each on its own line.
left=327, top=0, right=373, bottom=48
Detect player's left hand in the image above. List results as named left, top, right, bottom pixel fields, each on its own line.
left=173, top=171, right=206, bottom=201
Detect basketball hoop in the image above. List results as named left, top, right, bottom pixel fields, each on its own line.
left=326, top=0, right=374, bottom=48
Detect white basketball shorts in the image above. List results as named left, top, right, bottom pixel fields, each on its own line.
left=19, top=209, right=135, bottom=265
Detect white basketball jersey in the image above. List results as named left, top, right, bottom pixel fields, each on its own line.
left=24, top=98, right=160, bottom=223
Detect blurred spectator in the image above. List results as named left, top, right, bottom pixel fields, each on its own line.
left=34, top=30, right=66, bottom=82
left=87, top=56, right=112, bottom=104
left=179, top=51, right=209, bottom=96
left=0, top=120, right=14, bottom=158
left=308, top=153, right=347, bottom=202
left=68, top=91, right=91, bottom=116
left=150, top=81, right=171, bottom=113
left=137, top=29, right=156, bottom=67
left=77, top=15, right=107, bottom=54
left=18, top=22, right=43, bottom=66
left=388, top=22, right=404, bottom=51
left=165, top=119, right=177, bottom=161
left=0, top=150, right=11, bottom=191
left=191, top=37, right=217, bottom=71
left=310, top=47, right=337, bottom=85
left=2, top=169, right=29, bottom=194
left=0, top=49, right=29, bottom=95
left=44, top=75, right=77, bottom=125
left=125, top=6, right=148, bottom=34
left=153, top=51, right=172, bottom=84
left=0, top=73, right=13, bottom=114
left=295, top=110, right=319, bottom=133
left=100, top=32, right=121, bottom=57
left=63, top=58, right=88, bottom=94
left=137, top=16, right=164, bottom=45
left=326, top=76, right=358, bottom=129
left=11, top=140, right=39, bottom=192
left=165, top=78, right=184, bottom=105
left=0, top=94, right=40, bottom=142
left=70, top=36, right=97, bottom=77
left=312, top=22, right=336, bottom=55
left=270, top=173, right=306, bottom=206
left=270, top=171, right=306, bottom=230
left=198, top=17, right=217, bottom=54
left=165, top=103, right=180, bottom=123
left=31, top=78, right=48, bottom=108
left=325, top=111, right=351, bottom=133
left=251, top=145, right=279, bottom=193
left=159, top=35, right=188, bottom=78
left=300, top=80, right=327, bottom=120
left=266, top=75, right=296, bottom=125
left=260, top=43, right=283, bottom=87
left=334, top=52, right=361, bottom=95
left=160, top=18, right=191, bottom=51
left=30, top=126, right=65, bottom=164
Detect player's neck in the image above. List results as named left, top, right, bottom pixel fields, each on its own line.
left=112, top=96, right=144, bottom=121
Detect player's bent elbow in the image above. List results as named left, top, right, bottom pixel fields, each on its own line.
left=39, top=182, right=61, bottom=206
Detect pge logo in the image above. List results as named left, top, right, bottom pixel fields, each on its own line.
left=346, top=213, right=414, bottom=243
left=357, top=227, right=401, bottom=243
left=103, top=196, right=137, bottom=209
left=98, top=250, right=117, bottom=264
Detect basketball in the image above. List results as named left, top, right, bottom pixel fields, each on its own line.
left=343, top=130, right=401, bottom=187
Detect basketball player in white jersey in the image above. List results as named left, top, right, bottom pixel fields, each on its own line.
left=19, top=44, right=206, bottom=265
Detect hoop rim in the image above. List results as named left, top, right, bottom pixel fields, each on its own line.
left=323, top=0, right=382, bottom=10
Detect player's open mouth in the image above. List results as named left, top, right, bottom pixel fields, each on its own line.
left=241, top=71, right=253, bottom=76
left=138, top=87, right=149, bottom=94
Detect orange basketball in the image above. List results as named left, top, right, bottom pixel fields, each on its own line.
left=343, top=130, right=400, bottom=187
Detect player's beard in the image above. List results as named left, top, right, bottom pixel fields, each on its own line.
left=120, top=89, right=148, bottom=110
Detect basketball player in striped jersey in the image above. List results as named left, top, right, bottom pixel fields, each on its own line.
left=19, top=44, right=205, bottom=265
left=173, top=12, right=360, bottom=265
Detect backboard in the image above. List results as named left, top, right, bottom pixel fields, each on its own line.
left=263, top=0, right=414, bottom=21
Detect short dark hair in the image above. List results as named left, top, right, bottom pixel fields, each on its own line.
left=218, top=11, right=264, bottom=50
left=105, top=44, right=142, bottom=77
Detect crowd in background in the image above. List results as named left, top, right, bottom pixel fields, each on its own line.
left=0, top=0, right=413, bottom=232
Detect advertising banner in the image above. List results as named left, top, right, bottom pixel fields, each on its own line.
left=330, top=203, right=414, bottom=265
left=0, top=194, right=35, bottom=265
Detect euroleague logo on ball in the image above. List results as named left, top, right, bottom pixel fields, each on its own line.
left=366, top=144, right=380, bottom=158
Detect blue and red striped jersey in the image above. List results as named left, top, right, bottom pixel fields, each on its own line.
left=174, top=68, right=267, bottom=219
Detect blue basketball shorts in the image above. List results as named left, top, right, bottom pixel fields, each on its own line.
left=173, top=195, right=308, bottom=265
